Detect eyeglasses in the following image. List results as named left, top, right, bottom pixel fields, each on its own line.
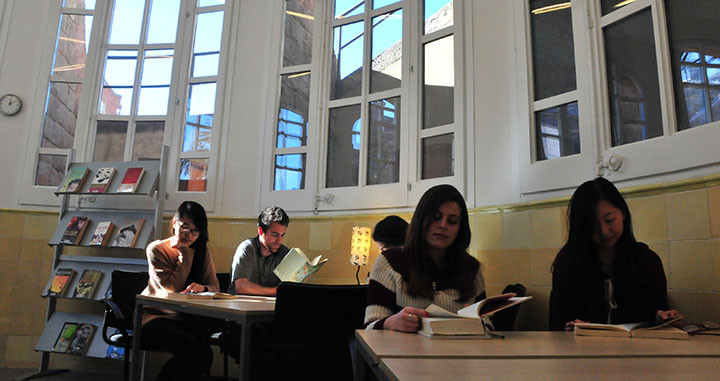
left=176, top=223, right=200, bottom=236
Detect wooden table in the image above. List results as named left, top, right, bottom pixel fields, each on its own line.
left=379, top=357, right=720, bottom=381
left=355, top=330, right=720, bottom=380
left=131, top=294, right=275, bottom=381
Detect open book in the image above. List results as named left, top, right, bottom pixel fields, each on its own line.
left=420, top=293, right=533, bottom=337
left=574, top=314, right=687, bottom=340
left=168, top=292, right=241, bottom=300
left=273, top=248, right=328, bottom=283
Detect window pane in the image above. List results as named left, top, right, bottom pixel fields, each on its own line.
left=178, top=158, right=208, bottom=191
left=100, top=50, right=137, bottom=115
left=423, top=35, right=454, bottom=129
left=374, top=0, right=399, bottom=9
left=146, top=0, right=180, bottom=44
left=530, top=0, right=576, bottom=100
left=326, top=105, right=360, bottom=188
left=534, top=102, right=579, bottom=161
left=370, top=9, right=402, bottom=93
left=132, top=121, right=165, bottom=161
left=35, top=154, right=66, bottom=186
left=274, top=153, right=306, bottom=190
left=108, top=0, right=144, bottom=45
left=424, top=0, right=453, bottom=35
left=283, top=0, right=314, bottom=67
left=41, top=83, right=82, bottom=149
left=604, top=9, right=663, bottom=146
left=665, top=0, right=720, bottom=131
left=64, top=0, right=96, bottom=9
left=335, top=0, right=364, bottom=18
left=331, top=21, right=364, bottom=100
left=277, top=72, right=310, bottom=148
left=192, top=11, right=223, bottom=77
left=367, top=97, right=400, bottom=185
left=138, top=49, right=173, bottom=115
left=52, top=14, right=92, bottom=77
left=421, top=133, right=453, bottom=179
left=601, top=0, right=634, bottom=16
left=93, top=121, right=127, bottom=161
left=184, top=83, right=216, bottom=152
left=198, top=0, right=224, bottom=7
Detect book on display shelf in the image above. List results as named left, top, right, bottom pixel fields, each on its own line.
left=72, top=269, right=103, bottom=299
left=574, top=314, right=687, bottom=340
left=59, top=216, right=90, bottom=245
left=52, top=322, right=79, bottom=353
left=110, top=219, right=144, bottom=248
left=57, top=166, right=90, bottom=193
left=88, top=221, right=115, bottom=246
left=45, top=268, right=76, bottom=297
left=116, top=167, right=145, bottom=193
left=88, top=167, right=116, bottom=193
left=68, top=323, right=97, bottom=355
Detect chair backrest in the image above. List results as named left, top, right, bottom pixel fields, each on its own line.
left=106, top=270, right=150, bottom=329
left=216, top=272, right=230, bottom=293
left=273, top=282, right=369, bottom=344
left=491, top=283, right=527, bottom=331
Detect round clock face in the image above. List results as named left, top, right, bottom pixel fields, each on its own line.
left=0, top=94, right=22, bottom=116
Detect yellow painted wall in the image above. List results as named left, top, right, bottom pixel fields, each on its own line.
left=1, top=180, right=719, bottom=370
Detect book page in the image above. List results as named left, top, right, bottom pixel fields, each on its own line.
left=425, top=304, right=461, bottom=318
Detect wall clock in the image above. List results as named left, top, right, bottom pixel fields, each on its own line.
left=0, top=94, right=22, bottom=116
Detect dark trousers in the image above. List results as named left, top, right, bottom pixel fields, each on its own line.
left=142, top=317, right=213, bottom=381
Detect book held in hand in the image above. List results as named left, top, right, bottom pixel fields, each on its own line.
left=72, top=269, right=103, bottom=299
left=116, top=167, right=145, bottom=193
left=574, top=315, right=687, bottom=340
left=52, top=322, right=79, bottom=353
left=68, top=323, right=96, bottom=355
left=88, top=221, right=115, bottom=246
left=88, top=167, right=116, bottom=193
left=45, top=268, right=76, bottom=297
left=273, top=248, right=328, bottom=283
left=57, top=166, right=90, bottom=193
left=59, top=216, right=90, bottom=245
left=420, top=293, right=533, bottom=337
left=110, top=219, right=144, bottom=248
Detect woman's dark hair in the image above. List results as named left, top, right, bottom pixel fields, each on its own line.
left=372, top=215, right=409, bottom=247
left=552, top=177, right=636, bottom=287
left=175, top=201, right=209, bottom=286
left=404, top=184, right=479, bottom=301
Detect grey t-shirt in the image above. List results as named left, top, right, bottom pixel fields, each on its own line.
left=227, top=237, right=290, bottom=294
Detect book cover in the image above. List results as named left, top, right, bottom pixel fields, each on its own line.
left=88, top=221, right=115, bottom=246
left=52, top=322, right=79, bottom=353
left=45, top=268, right=76, bottom=297
left=110, top=219, right=144, bottom=248
left=72, top=269, right=103, bottom=299
left=68, top=323, right=96, bottom=355
left=116, top=167, right=145, bottom=193
left=88, top=167, right=116, bottom=193
left=273, top=248, right=328, bottom=283
left=59, top=216, right=90, bottom=245
left=574, top=315, right=687, bottom=340
left=420, top=294, right=533, bottom=336
left=106, top=344, right=125, bottom=359
left=57, top=166, right=90, bottom=193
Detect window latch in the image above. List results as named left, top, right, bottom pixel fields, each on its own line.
left=597, top=154, right=623, bottom=176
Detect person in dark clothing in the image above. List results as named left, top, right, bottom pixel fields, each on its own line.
left=549, top=177, right=680, bottom=331
left=372, top=215, right=409, bottom=252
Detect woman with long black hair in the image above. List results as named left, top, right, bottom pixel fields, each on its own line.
left=364, top=184, right=485, bottom=331
left=140, top=201, right=219, bottom=380
left=549, top=177, right=679, bottom=331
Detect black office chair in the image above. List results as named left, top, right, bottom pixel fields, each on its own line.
left=491, top=283, right=527, bottom=331
left=100, top=270, right=149, bottom=381
left=260, top=282, right=369, bottom=379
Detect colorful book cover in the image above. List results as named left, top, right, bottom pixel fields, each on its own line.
left=110, top=219, right=144, bottom=248
left=68, top=323, right=96, bottom=355
left=59, top=216, right=90, bottom=245
left=52, top=322, right=79, bottom=353
left=106, top=344, right=125, bottom=360
left=72, top=269, right=103, bottom=299
left=88, top=221, right=115, bottom=246
left=57, top=166, right=90, bottom=193
left=45, top=268, right=76, bottom=297
left=88, top=167, right=116, bottom=193
left=116, top=167, right=145, bottom=193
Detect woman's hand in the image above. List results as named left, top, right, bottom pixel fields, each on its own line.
left=565, top=319, right=588, bottom=331
left=183, top=282, right=207, bottom=294
left=384, top=307, right=429, bottom=332
left=655, top=309, right=681, bottom=323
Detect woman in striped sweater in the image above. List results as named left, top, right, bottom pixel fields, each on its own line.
left=364, top=184, right=486, bottom=331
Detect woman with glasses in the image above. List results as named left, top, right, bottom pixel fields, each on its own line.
left=140, top=201, right=219, bottom=381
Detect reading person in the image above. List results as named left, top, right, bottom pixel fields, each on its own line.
left=228, top=206, right=290, bottom=296
left=549, top=177, right=680, bottom=331
left=364, top=184, right=486, bottom=331
left=372, top=215, right=409, bottom=252
left=140, top=201, right=220, bottom=381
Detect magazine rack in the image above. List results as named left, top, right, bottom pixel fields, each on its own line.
left=33, top=147, right=168, bottom=376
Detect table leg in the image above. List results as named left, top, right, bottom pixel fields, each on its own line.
left=238, top=321, right=252, bottom=381
left=131, top=301, right=143, bottom=381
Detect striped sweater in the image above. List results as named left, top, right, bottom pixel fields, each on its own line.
left=364, top=248, right=486, bottom=329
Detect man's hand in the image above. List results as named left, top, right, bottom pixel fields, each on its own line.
left=183, top=282, right=206, bottom=294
